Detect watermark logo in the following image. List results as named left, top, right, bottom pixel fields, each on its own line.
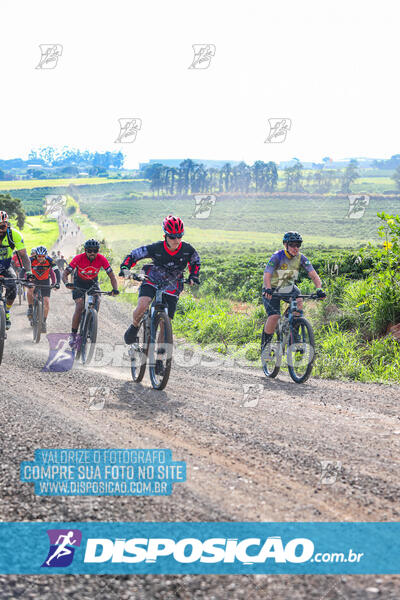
left=44, top=194, right=66, bottom=218
left=188, top=44, right=216, bottom=69
left=265, top=118, right=291, bottom=143
left=319, top=460, right=342, bottom=485
left=36, top=44, right=63, bottom=69
left=346, top=195, right=369, bottom=219
left=88, top=387, right=112, bottom=411
left=42, top=333, right=80, bottom=372
left=274, top=270, right=298, bottom=292
left=242, top=383, right=264, bottom=408
left=42, top=529, right=82, bottom=567
left=193, top=194, right=216, bottom=219
left=115, top=118, right=142, bottom=143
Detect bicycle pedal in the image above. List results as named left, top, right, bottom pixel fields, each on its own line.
left=155, top=359, right=164, bottom=376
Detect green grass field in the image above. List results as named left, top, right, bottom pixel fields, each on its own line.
left=100, top=223, right=367, bottom=260
left=11, top=216, right=59, bottom=252
left=0, top=177, right=142, bottom=192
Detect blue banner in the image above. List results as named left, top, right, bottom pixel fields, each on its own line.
left=0, top=522, right=399, bottom=574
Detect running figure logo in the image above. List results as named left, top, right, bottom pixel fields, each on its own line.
left=265, top=118, right=292, bottom=143
left=193, top=194, right=216, bottom=219
left=42, top=333, right=80, bottom=372
left=188, top=44, right=216, bottom=69
left=346, top=195, right=369, bottom=219
left=115, top=118, right=142, bottom=143
left=36, top=44, right=63, bottom=69
left=42, top=529, right=82, bottom=567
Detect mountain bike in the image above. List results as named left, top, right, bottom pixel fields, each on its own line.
left=261, top=289, right=323, bottom=384
left=31, top=283, right=57, bottom=343
left=0, top=277, right=30, bottom=364
left=73, top=284, right=114, bottom=365
left=127, top=273, right=189, bottom=390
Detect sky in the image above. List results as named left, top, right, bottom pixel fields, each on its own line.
left=0, top=0, right=399, bottom=169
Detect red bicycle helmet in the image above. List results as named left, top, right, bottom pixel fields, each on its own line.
left=162, top=215, right=184, bottom=236
left=0, top=211, right=8, bottom=222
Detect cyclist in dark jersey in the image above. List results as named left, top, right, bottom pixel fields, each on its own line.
left=62, top=239, right=119, bottom=345
left=120, top=215, right=201, bottom=343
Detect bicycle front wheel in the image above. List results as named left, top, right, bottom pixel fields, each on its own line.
left=81, top=308, right=98, bottom=365
left=149, top=311, right=173, bottom=390
left=32, top=299, right=43, bottom=343
left=287, top=317, right=315, bottom=384
left=130, top=318, right=148, bottom=382
left=261, top=328, right=283, bottom=378
left=0, top=305, right=6, bottom=364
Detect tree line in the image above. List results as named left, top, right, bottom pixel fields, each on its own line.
left=140, top=158, right=363, bottom=195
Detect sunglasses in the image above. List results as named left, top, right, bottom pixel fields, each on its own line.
left=0, top=223, right=8, bottom=228
left=86, top=249, right=98, bottom=254
left=288, top=242, right=301, bottom=248
left=166, top=233, right=183, bottom=239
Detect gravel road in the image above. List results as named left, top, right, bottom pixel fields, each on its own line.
left=1, top=286, right=399, bottom=599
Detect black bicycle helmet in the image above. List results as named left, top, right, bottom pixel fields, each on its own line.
left=84, top=238, right=100, bottom=251
left=283, top=231, right=303, bottom=244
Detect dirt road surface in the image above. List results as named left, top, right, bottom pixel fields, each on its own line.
left=1, top=288, right=399, bottom=599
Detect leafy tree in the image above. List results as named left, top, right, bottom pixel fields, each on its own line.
left=392, top=164, right=400, bottom=191
left=341, top=159, right=359, bottom=193
left=0, top=193, right=26, bottom=228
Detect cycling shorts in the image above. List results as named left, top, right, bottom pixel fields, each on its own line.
left=34, top=278, right=51, bottom=298
left=262, top=284, right=301, bottom=316
left=139, top=283, right=178, bottom=319
left=72, top=276, right=100, bottom=301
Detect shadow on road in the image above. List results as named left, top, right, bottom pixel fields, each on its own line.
left=111, top=381, right=185, bottom=420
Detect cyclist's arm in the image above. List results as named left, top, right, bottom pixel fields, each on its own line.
left=120, top=245, right=150, bottom=271
left=308, top=269, right=322, bottom=288
left=108, top=270, right=118, bottom=290
left=188, top=249, right=201, bottom=280
left=263, top=253, right=279, bottom=292
left=263, top=271, right=273, bottom=289
left=15, top=248, right=31, bottom=272
left=62, top=264, right=74, bottom=284
left=52, top=265, right=61, bottom=284
left=50, top=268, right=56, bottom=285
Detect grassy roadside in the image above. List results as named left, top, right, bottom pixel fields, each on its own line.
left=10, top=215, right=59, bottom=251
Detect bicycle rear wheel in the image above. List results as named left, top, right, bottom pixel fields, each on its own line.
left=32, top=298, right=43, bottom=343
left=0, top=305, right=6, bottom=364
left=81, top=308, right=98, bottom=365
left=149, top=311, right=173, bottom=390
left=287, top=317, right=315, bottom=384
left=130, top=318, right=148, bottom=382
left=261, top=328, right=283, bottom=378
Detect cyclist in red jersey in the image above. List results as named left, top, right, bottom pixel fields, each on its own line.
left=62, top=239, right=119, bottom=343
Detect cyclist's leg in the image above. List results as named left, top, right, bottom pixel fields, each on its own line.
left=124, top=284, right=153, bottom=343
left=71, top=282, right=85, bottom=331
left=262, top=290, right=280, bottom=334
left=4, top=270, right=17, bottom=328
left=26, top=283, right=34, bottom=316
left=133, top=283, right=155, bottom=325
left=164, top=293, right=178, bottom=319
left=292, top=285, right=303, bottom=316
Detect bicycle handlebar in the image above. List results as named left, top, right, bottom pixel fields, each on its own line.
left=269, top=291, right=323, bottom=300
left=128, top=272, right=191, bottom=286
left=72, top=285, right=115, bottom=296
